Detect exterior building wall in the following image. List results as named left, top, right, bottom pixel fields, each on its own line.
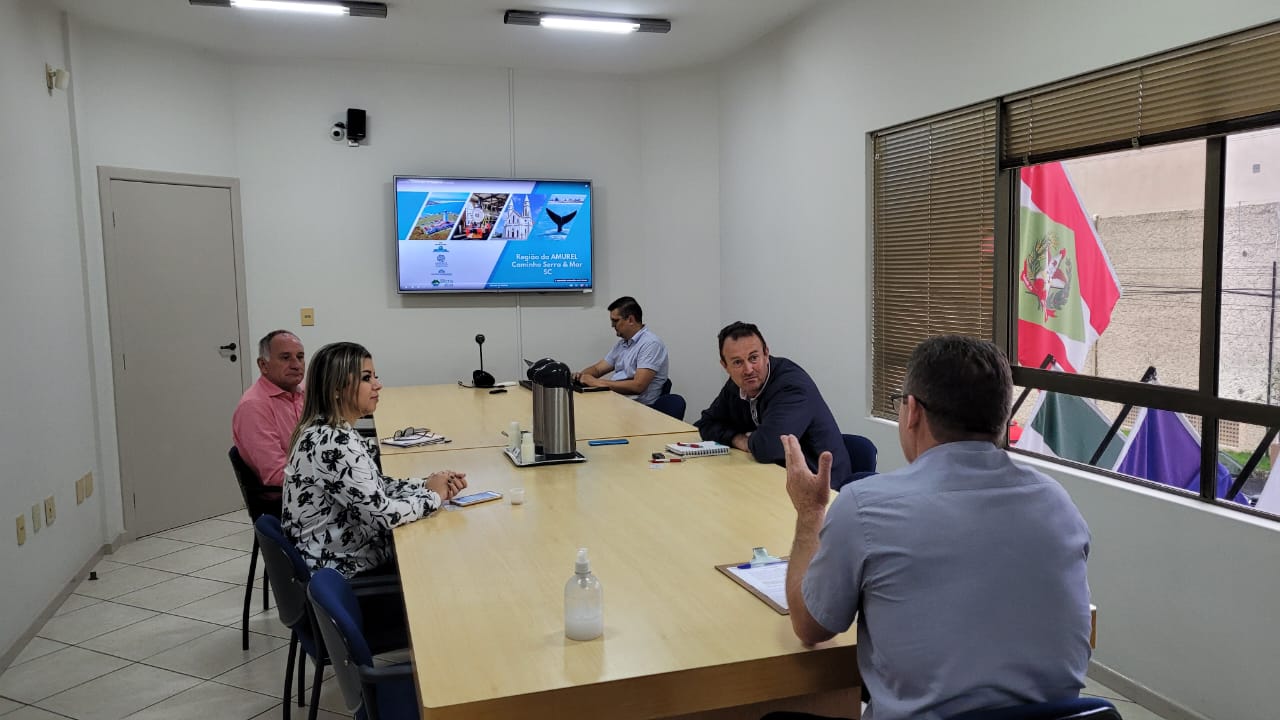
left=1083, top=203, right=1280, bottom=450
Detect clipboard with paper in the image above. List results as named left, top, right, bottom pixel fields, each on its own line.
left=715, top=547, right=789, bottom=615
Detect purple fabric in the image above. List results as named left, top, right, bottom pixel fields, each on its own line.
left=1115, top=409, right=1247, bottom=504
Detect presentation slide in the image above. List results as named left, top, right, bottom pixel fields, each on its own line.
left=395, top=177, right=593, bottom=292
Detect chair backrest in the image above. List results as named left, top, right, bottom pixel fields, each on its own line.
left=228, top=446, right=281, bottom=520
left=660, top=377, right=673, bottom=396
left=652, top=393, right=686, bottom=421
left=832, top=434, right=878, bottom=491
left=842, top=434, right=878, bottom=474
left=308, top=568, right=376, bottom=717
left=946, top=697, right=1122, bottom=720
left=253, top=515, right=314, bottom=631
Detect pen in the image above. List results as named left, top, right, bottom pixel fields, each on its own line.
left=676, top=442, right=703, bottom=448
left=650, top=458, right=683, bottom=463
left=737, top=559, right=787, bottom=569
left=587, top=438, right=629, bottom=446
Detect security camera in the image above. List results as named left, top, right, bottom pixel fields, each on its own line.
left=329, top=122, right=346, bottom=141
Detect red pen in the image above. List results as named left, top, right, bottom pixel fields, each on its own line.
left=650, top=458, right=683, bottom=463
left=676, top=442, right=702, bottom=448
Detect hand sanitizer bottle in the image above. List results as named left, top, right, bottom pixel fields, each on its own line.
left=564, top=547, right=603, bottom=641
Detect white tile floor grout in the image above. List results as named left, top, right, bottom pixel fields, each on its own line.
left=0, top=510, right=1171, bottom=720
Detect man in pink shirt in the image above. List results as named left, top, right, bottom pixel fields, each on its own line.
left=232, top=330, right=306, bottom=488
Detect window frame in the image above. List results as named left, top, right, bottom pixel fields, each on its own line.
left=998, top=135, right=1280, bottom=509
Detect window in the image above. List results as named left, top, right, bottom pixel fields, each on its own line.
left=871, top=22, right=1280, bottom=518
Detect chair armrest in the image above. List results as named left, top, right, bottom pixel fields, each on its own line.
left=350, top=574, right=400, bottom=592
left=357, top=662, right=414, bottom=683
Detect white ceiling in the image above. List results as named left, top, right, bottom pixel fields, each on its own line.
left=51, top=0, right=821, bottom=75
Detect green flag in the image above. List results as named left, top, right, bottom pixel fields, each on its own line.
left=1015, top=390, right=1123, bottom=468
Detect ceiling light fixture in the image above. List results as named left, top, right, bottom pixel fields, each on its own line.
left=504, top=10, right=671, bottom=34
left=188, top=0, right=388, bottom=19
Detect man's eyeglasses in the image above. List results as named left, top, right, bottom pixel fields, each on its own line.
left=393, top=426, right=430, bottom=440
left=889, top=393, right=929, bottom=414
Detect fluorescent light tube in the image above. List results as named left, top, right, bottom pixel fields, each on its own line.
left=230, top=0, right=348, bottom=15
left=540, top=16, right=639, bottom=34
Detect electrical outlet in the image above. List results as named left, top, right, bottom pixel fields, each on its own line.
left=300, top=307, right=315, bottom=326
left=31, top=504, right=41, bottom=532
left=44, top=496, right=56, bottom=526
left=76, top=476, right=85, bottom=505
left=16, top=515, right=25, bottom=546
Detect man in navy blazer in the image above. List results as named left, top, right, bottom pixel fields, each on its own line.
left=695, top=321, right=851, bottom=486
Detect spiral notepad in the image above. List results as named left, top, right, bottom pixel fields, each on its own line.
left=664, top=441, right=729, bottom=457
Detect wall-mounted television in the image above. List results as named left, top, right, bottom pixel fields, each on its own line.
left=394, top=176, right=593, bottom=293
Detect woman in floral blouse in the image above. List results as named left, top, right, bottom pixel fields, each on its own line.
left=283, top=341, right=467, bottom=577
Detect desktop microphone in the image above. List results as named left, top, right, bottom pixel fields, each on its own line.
left=472, top=333, right=496, bottom=388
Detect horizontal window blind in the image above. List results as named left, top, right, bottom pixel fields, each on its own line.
left=1004, top=24, right=1280, bottom=165
left=871, top=103, right=996, bottom=419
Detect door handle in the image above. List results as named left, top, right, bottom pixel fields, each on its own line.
left=219, top=342, right=238, bottom=362
left=220, top=342, right=237, bottom=351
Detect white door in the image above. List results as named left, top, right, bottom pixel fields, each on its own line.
left=102, top=173, right=248, bottom=537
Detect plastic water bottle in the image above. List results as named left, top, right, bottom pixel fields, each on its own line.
left=564, top=547, right=603, bottom=641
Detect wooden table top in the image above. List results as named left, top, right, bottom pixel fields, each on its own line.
left=373, top=383, right=695, bottom=455
left=387, top=432, right=858, bottom=720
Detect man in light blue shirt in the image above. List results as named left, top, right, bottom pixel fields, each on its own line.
left=776, top=336, right=1092, bottom=720
left=575, top=296, right=670, bottom=406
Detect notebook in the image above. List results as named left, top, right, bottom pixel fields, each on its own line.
left=381, top=432, right=451, bottom=448
left=664, top=441, right=729, bottom=457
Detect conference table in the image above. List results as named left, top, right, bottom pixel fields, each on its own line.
left=380, top=386, right=861, bottom=719
left=374, top=383, right=694, bottom=456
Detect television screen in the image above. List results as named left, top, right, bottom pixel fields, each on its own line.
left=394, top=176, right=593, bottom=293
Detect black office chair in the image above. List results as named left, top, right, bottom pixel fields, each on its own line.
left=660, top=377, right=673, bottom=396
left=229, top=446, right=281, bottom=650
left=832, top=434, right=878, bottom=491
left=945, top=697, right=1122, bottom=720
left=309, top=569, right=419, bottom=720
left=652, top=393, right=686, bottom=421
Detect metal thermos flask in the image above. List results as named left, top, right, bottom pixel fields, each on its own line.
left=528, top=358, right=576, bottom=459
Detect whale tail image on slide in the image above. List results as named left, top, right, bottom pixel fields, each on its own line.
left=546, top=208, right=578, bottom=233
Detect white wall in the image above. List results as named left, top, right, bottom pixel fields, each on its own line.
left=0, top=0, right=106, bottom=656
left=718, top=2, right=1280, bottom=719
left=67, top=20, right=240, bottom=542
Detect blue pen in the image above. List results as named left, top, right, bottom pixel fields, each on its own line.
left=737, top=560, right=787, bottom=570
left=587, top=438, right=629, bottom=446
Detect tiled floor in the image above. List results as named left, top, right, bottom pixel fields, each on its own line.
left=0, top=511, right=1173, bottom=720
left=0, top=511, right=350, bottom=720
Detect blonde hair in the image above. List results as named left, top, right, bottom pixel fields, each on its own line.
left=289, top=341, right=371, bottom=453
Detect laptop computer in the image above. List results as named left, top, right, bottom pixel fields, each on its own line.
left=518, top=358, right=608, bottom=392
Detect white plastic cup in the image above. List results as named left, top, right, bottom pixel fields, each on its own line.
left=509, top=487, right=525, bottom=505
left=507, top=421, right=521, bottom=450
left=520, top=433, right=536, bottom=463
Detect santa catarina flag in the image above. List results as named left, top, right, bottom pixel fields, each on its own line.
left=1018, top=163, right=1121, bottom=372
left=1014, top=389, right=1124, bottom=468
